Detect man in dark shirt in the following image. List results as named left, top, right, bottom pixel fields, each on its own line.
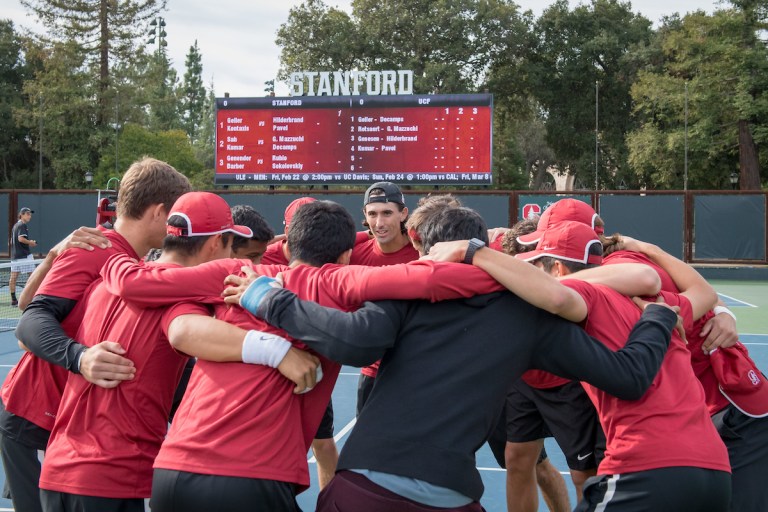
left=240, top=207, right=680, bottom=512
left=9, top=207, right=37, bottom=306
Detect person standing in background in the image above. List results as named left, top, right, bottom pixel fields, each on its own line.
left=9, top=207, right=37, bottom=307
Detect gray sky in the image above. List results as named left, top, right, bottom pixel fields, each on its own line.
left=7, top=0, right=720, bottom=97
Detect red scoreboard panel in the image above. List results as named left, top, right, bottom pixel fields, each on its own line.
left=215, top=93, right=493, bottom=186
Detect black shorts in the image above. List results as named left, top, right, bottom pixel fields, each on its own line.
left=315, top=399, right=335, bottom=440
left=575, top=466, right=730, bottom=512
left=712, top=404, right=768, bottom=512
left=503, top=379, right=601, bottom=471
left=40, top=490, right=144, bottom=512
left=151, top=468, right=301, bottom=512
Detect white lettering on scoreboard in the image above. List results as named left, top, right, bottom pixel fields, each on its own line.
left=290, top=70, right=414, bottom=97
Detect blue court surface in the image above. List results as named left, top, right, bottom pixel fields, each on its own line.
left=0, top=281, right=765, bottom=512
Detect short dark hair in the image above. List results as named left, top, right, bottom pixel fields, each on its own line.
left=231, top=205, right=274, bottom=253
left=537, top=242, right=603, bottom=273
left=421, top=207, right=488, bottom=255
left=162, top=215, right=232, bottom=256
left=287, top=200, right=356, bottom=266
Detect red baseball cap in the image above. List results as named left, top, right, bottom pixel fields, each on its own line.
left=517, top=221, right=603, bottom=265
left=710, top=343, right=768, bottom=418
left=518, top=199, right=603, bottom=246
left=167, top=192, right=253, bottom=238
left=284, top=197, right=316, bottom=233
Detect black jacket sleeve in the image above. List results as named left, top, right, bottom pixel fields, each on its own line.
left=15, top=294, right=87, bottom=374
left=255, top=288, right=402, bottom=366
left=532, top=304, right=677, bottom=400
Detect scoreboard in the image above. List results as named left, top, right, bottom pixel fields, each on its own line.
left=215, top=93, right=493, bottom=186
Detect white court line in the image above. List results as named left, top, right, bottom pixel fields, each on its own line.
left=717, top=293, right=757, bottom=308
left=308, top=418, right=357, bottom=464
left=339, top=372, right=359, bottom=376
left=477, top=466, right=571, bottom=476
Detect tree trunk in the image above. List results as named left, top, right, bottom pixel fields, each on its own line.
left=98, top=0, right=110, bottom=128
left=738, top=119, right=761, bottom=190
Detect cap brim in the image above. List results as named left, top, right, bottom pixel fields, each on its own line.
left=711, top=346, right=768, bottom=418
left=517, top=230, right=543, bottom=246
left=229, top=225, right=254, bottom=238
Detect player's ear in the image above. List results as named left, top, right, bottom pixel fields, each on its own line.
left=336, top=248, right=353, bottom=265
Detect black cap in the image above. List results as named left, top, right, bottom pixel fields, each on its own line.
left=363, top=182, right=405, bottom=207
left=19, top=207, right=34, bottom=214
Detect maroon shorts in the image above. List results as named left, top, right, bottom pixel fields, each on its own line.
left=317, top=470, right=486, bottom=512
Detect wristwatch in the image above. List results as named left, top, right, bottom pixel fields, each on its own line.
left=463, top=238, right=486, bottom=264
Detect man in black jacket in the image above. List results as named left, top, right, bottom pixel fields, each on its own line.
left=236, top=207, right=680, bottom=512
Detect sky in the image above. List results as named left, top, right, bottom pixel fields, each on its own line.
left=6, top=0, right=721, bottom=98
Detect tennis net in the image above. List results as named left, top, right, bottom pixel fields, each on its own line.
left=0, top=259, right=44, bottom=332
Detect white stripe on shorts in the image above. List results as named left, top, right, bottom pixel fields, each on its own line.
left=595, top=474, right=620, bottom=512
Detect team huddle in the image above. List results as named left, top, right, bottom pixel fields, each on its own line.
left=1, top=156, right=766, bottom=512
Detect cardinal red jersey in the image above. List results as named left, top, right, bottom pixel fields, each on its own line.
left=261, top=240, right=289, bottom=265
left=39, top=262, right=205, bottom=498
left=562, top=279, right=730, bottom=475
left=349, top=238, right=419, bottom=267
left=1, top=229, right=138, bottom=431
left=603, top=250, right=730, bottom=415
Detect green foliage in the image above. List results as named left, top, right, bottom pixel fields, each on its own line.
left=530, top=0, right=653, bottom=187
left=95, top=123, right=202, bottom=188
left=628, top=6, right=768, bottom=189
left=181, top=40, right=206, bottom=142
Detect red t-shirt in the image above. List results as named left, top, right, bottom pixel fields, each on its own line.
left=261, top=240, right=289, bottom=265
left=349, top=238, right=419, bottom=377
left=349, top=237, right=419, bottom=267
left=38, top=262, right=204, bottom=498
left=563, top=279, right=730, bottom=475
left=603, top=250, right=730, bottom=415
left=1, top=229, right=138, bottom=431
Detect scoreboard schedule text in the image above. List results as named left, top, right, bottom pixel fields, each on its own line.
left=215, top=94, right=493, bottom=186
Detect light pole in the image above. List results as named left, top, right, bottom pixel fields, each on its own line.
left=85, top=171, right=94, bottom=189
left=729, top=171, right=739, bottom=190
left=148, top=17, right=167, bottom=51
left=595, top=80, right=599, bottom=190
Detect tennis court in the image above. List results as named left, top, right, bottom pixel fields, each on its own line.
left=0, top=278, right=764, bottom=511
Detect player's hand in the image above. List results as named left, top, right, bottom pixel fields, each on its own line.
left=223, top=266, right=260, bottom=303
left=277, top=348, right=322, bottom=394
left=52, top=226, right=111, bottom=256
left=700, top=311, right=738, bottom=354
left=29, top=240, right=37, bottom=248
left=488, top=227, right=509, bottom=243
left=79, top=341, right=136, bottom=389
left=633, top=295, right=686, bottom=343
left=421, top=240, right=468, bottom=263
left=268, top=233, right=286, bottom=245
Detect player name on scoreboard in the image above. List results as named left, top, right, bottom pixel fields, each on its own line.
left=215, top=94, right=493, bottom=186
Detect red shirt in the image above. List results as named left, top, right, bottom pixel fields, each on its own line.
left=101, top=256, right=503, bottom=489
left=563, top=279, right=730, bottom=475
left=1, top=229, right=138, bottom=431
left=349, top=238, right=419, bottom=377
left=261, top=240, right=289, bottom=265
left=349, top=237, right=419, bottom=267
left=603, top=251, right=730, bottom=415
left=39, top=262, right=204, bottom=498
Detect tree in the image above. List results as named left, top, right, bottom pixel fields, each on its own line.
left=627, top=7, right=768, bottom=189
left=0, top=20, right=38, bottom=187
left=15, top=40, right=98, bottom=189
left=180, top=40, right=205, bottom=142
left=530, top=0, right=652, bottom=188
left=20, top=0, right=165, bottom=126
left=96, top=123, right=202, bottom=187
left=276, top=0, right=360, bottom=82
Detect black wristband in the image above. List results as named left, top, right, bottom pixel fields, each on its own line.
left=463, top=238, right=486, bottom=264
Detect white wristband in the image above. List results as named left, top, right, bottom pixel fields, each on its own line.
left=242, top=330, right=291, bottom=367
left=713, top=306, right=737, bottom=322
